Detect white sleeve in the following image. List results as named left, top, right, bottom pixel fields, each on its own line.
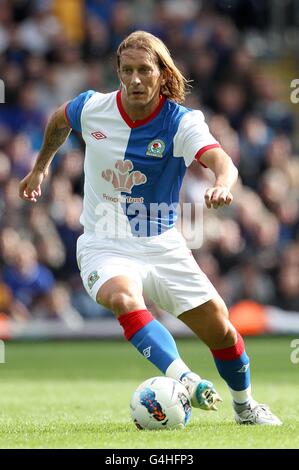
left=173, top=110, right=221, bottom=167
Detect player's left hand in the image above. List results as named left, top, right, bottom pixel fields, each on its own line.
left=204, top=185, right=233, bottom=209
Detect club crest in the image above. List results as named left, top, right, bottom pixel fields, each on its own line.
left=87, top=271, right=100, bottom=289
left=146, top=139, right=165, bottom=158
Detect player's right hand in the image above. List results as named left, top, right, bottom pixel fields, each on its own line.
left=19, top=170, right=44, bottom=203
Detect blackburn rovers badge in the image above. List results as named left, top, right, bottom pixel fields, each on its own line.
left=87, top=271, right=100, bottom=290
left=146, top=139, right=165, bottom=158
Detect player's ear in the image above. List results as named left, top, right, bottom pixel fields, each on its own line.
left=117, top=70, right=124, bottom=90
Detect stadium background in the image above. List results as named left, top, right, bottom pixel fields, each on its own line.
left=0, top=0, right=299, bottom=339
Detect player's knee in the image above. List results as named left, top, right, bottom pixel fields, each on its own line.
left=209, top=323, right=237, bottom=349
left=205, top=298, right=237, bottom=348
left=97, top=290, right=143, bottom=316
left=211, top=296, right=229, bottom=318
left=108, top=291, right=135, bottom=312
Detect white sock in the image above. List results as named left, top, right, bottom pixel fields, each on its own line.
left=230, top=385, right=253, bottom=405
left=165, top=358, right=192, bottom=382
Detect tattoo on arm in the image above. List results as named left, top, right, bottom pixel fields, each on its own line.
left=34, top=110, right=71, bottom=174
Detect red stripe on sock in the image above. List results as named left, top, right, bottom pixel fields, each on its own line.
left=211, top=332, right=245, bottom=360
left=118, top=309, right=154, bottom=340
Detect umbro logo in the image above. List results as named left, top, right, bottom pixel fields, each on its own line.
left=237, top=364, right=250, bottom=373
left=143, top=346, right=151, bottom=358
left=91, top=130, right=106, bottom=140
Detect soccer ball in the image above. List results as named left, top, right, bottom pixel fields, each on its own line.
left=130, top=376, right=192, bottom=430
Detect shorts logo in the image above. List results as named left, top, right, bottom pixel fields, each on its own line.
left=87, top=271, right=100, bottom=289
left=143, top=346, right=151, bottom=358
left=146, top=139, right=165, bottom=158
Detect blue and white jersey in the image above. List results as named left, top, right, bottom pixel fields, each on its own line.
left=65, top=90, right=221, bottom=238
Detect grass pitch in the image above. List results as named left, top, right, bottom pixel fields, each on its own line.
left=0, top=336, right=298, bottom=449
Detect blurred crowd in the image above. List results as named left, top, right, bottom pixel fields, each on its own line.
left=0, top=0, right=299, bottom=326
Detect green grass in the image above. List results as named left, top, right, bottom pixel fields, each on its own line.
left=0, top=337, right=298, bottom=448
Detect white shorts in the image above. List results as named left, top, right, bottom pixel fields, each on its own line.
left=76, top=228, right=218, bottom=317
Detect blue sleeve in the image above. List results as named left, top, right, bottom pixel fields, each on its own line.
left=65, top=90, right=96, bottom=132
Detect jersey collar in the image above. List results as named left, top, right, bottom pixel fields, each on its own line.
left=116, top=90, right=165, bottom=128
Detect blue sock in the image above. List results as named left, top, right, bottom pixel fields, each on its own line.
left=211, top=333, right=251, bottom=403
left=130, top=319, right=181, bottom=373
left=213, top=352, right=251, bottom=391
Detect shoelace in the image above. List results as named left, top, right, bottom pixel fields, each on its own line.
left=252, top=404, right=271, bottom=417
left=239, top=404, right=272, bottom=422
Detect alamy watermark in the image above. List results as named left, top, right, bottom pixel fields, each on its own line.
left=0, top=340, right=5, bottom=363
left=290, top=79, right=299, bottom=103
left=94, top=201, right=204, bottom=249
left=0, top=79, right=4, bottom=103
left=290, top=339, right=299, bottom=364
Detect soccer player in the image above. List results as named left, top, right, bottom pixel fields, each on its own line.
left=19, top=31, right=281, bottom=425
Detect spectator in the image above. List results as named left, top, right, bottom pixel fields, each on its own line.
left=2, top=239, right=54, bottom=309
left=56, top=195, right=83, bottom=278
left=226, top=259, right=276, bottom=306
left=32, top=282, right=84, bottom=329
left=275, top=265, right=299, bottom=312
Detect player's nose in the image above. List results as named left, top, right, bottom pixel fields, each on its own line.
left=131, top=72, right=141, bottom=85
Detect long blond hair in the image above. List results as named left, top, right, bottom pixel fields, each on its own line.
left=117, top=31, right=191, bottom=104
